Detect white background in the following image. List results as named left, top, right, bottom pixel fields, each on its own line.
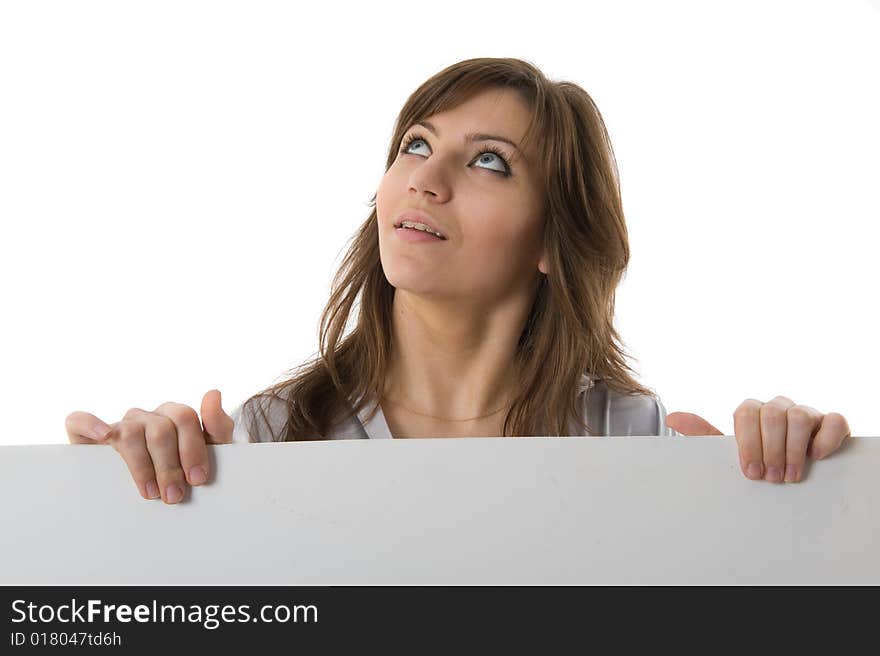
left=1, top=0, right=877, bottom=445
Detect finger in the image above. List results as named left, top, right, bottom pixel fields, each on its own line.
left=734, top=399, right=765, bottom=480
left=810, top=412, right=852, bottom=460
left=760, top=396, right=795, bottom=484
left=154, top=401, right=211, bottom=487
left=127, top=409, right=188, bottom=505
left=109, top=419, right=161, bottom=500
left=65, top=411, right=114, bottom=444
left=784, top=405, right=823, bottom=483
left=201, top=389, right=234, bottom=445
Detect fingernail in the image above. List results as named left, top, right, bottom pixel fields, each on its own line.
left=145, top=480, right=159, bottom=499
left=784, top=464, right=800, bottom=483
left=764, top=465, right=783, bottom=483
left=91, top=421, right=112, bottom=440
left=166, top=484, right=183, bottom=504
left=746, top=462, right=763, bottom=479
left=189, top=466, right=207, bottom=485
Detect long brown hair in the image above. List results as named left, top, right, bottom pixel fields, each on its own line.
left=242, top=57, right=656, bottom=441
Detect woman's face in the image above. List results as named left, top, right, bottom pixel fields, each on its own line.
left=376, top=87, right=547, bottom=305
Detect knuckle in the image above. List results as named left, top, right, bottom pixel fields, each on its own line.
left=115, top=421, right=143, bottom=446
left=163, top=403, right=201, bottom=430
left=144, top=422, right=177, bottom=447
left=154, top=463, right=186, bottom=481
left=786, top=405, right=813, bottom=427
left=178, top=443, right=207, bottom=467
left=759, top=403, right=786, bottom=424
left=123, top=407, right=146, bottom=421
left=64, top=412, right=81, bottom=430
left=131, top=465, right=158, bottom=486
left=734, top=399, right=761, bottom=419
left=824, top=412, right=851, bottom=437
left=740, top=443, right=764, bottom=463
left=734, top=431, right=759, bottom=455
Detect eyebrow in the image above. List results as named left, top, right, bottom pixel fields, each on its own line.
left=413, top=120, right=526, bottom=164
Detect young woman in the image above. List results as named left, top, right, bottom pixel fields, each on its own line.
left=65, top=58, right=851, bottom=505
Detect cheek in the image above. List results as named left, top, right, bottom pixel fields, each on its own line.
left=375, top=169, right=404, bottom=224
left=456, top=229, right=526, bottom=275
left=375, top=176, right=389, bottom=219
left=470, top=216, right=535, bottom=253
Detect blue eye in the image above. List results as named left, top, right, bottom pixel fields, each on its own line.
left=398, top=131, right=512, bottom=177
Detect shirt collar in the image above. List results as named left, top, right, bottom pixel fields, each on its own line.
left=355, top=399, right=393, bottom=439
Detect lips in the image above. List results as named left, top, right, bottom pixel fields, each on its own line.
left=394, top=210, right=448, bottom=240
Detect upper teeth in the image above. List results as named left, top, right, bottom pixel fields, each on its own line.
left=399, top=220, right=443, bottom=238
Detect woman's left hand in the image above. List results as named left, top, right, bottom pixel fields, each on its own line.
left=666, top=396, right=851, bottom=484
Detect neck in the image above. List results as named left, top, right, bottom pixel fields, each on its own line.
left=382, top=287, right=534, bottom=420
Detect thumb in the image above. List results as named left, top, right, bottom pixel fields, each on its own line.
left=201, top=389, right=234, bottom=444
left=666, top=411, right=724, bottom=437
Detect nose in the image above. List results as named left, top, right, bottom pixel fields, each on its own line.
left=407, top=159, right=451, bottom=203
left=408, top=182, right=449, bottom=204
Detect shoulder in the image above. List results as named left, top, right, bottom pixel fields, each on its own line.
left=578, top=375, right=678, bottom=436
left=229, top=387, right=369, bottom=443
left=229, top=391, right=291, bottom=443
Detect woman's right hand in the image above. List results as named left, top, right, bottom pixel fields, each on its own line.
left=65, top=389, right=234, bottom=504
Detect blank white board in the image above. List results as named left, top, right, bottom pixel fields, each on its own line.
left=1, top=436, right=877, bottom=585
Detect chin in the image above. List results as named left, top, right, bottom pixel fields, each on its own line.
left=381, top=265, right=444, bottom=296
left=384, top=271, right=432, bottom=295
left=379, top=248, right=425, bottom=286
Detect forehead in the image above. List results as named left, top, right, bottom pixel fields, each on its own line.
left=425, top=87, right=531, bottom=137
